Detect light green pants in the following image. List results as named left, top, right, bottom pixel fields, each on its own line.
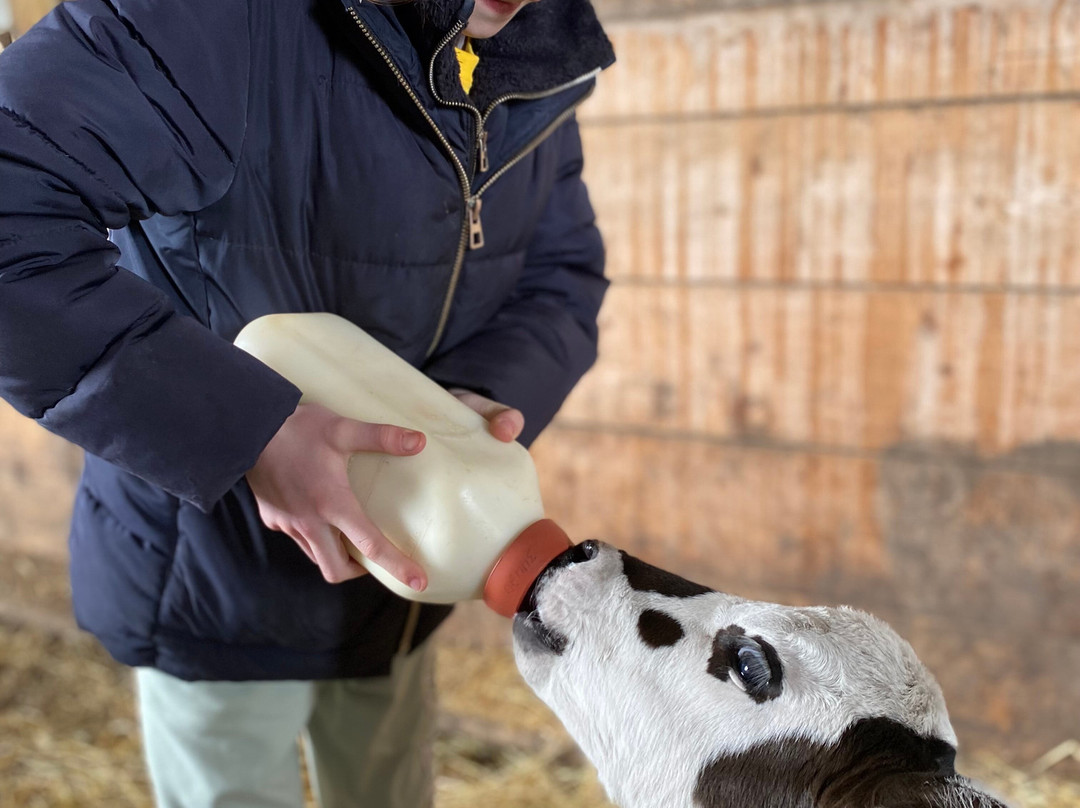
left=135, top=641, right=435, bottom=808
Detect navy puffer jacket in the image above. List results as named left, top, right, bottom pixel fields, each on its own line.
left=0, top=0, right=614, bottom=680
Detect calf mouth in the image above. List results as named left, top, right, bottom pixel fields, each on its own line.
left=512, top=565, right=568, bottom=654
left=512, top=606, right=569, bottom=655
left=511, top=542, right=598, bottom=655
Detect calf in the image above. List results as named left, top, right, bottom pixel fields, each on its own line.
left=513, top=541, right=1008, bottom=808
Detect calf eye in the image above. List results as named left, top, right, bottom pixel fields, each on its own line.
left=735, top=645, right=771, bottom=692
left=707, top=626, right=784, bottom=703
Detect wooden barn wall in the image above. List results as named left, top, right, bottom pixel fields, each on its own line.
left=5, top=0, right=54, bottom=38
left=1, top=0, right=1078, bottom=764
left=524, top=0, right=1080, bottom=764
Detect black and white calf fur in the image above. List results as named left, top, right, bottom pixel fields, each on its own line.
left=513, top=541, right=1008, bottom=808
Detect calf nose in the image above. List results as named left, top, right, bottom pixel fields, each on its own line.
left=516, top=540, right=599, bottom=614
left=548, top=539, right=600, bottom=570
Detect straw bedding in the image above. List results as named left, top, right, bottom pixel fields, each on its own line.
left=0, top=553, right=1076, bottom=807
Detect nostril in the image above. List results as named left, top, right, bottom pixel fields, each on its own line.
left=543, top=540, right=601, bottom=572
left=565, top=540, right=600, bottom=566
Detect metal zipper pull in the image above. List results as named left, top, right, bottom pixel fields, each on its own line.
left=477, top=129, right=490, bottom=173
left=467, top=196, right=485, bottom=250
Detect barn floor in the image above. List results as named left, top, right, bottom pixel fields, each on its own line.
left=1, top=552, right=1078, bottom=808
left=0, top=620, right=610, bottom=808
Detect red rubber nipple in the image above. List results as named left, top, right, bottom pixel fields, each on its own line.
left=482, top=519, right=572, bottom=618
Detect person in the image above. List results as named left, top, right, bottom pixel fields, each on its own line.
left=0, top=0, right=615, bottom=804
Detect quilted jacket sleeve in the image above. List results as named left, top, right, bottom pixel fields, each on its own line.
left=0, top=0, right=301, bottom=510
left=424, top=115, right=608, bottom=447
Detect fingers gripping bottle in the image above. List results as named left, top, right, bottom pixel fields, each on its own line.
left=234, top=313, right=571, bottom=617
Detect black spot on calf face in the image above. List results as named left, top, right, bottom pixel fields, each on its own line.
left=620, top=551, right=713, bottom=598
left=637, top=609, right=685, bottom=648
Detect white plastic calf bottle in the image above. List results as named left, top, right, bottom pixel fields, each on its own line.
left=234, top=313, right=571, bottom=617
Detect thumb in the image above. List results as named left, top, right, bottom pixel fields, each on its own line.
left=332, top=418, right=426, bottom=456
left=449, top=389, right=524, bottom=443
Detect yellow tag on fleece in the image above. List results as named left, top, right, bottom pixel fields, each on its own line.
left=455, top=39, right=479, bottom=94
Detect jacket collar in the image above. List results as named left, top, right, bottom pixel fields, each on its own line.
left=345, top=0, right=615, bottom=110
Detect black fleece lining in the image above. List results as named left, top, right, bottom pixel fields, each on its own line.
left=396, top=0, right=616, bottom=110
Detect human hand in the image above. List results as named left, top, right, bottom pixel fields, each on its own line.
left=246, top=402, right=428, bottom=589
left=449, top=388, right=525, bottom=443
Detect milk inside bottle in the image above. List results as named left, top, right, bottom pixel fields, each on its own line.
left=234, top=313, right=571, bottom=617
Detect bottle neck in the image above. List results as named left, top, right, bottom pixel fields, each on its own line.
left=482, top=519, right=573, bottom=617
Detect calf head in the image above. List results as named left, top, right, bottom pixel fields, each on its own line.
left=513, top=541, right=1008, bottom=808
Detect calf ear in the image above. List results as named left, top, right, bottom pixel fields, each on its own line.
left=819, top=719, right=1009, bottom=808
left=816, top=719, right=998, bottom=808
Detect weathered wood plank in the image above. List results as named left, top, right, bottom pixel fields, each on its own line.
left=593, top=0, right=833, bottom=21
left=532, top=425, right=887, bottom=586
left=531, top=427, right=1080, bottom=631
left=9, top=0, right=56, bottom=38
left=582, top=101, right=1080, bottom=288
left=560, top=287, right=1080, bottom=454
left=587, top=0, right=1080, bottom=118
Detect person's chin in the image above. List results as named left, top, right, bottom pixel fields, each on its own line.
left=466, top=0, right=525, bottom=39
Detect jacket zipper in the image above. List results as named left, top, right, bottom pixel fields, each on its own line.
left=478, top=69, right=601, bottom=130
left=348, top=10, right=473, bottom=359
left=350, top=7, right=598, bottom=357
left=428, top=85, right=595, bottom=353
left=425, top=46, right=602, bottom=250
left=426, top=22, right=485, bottom=178
left=474, top=85, right=596, bottom=200
left=427, top=40, right=602, bottom=191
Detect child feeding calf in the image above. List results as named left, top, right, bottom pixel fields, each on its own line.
left=512, top=541, right=1008, bottom=808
